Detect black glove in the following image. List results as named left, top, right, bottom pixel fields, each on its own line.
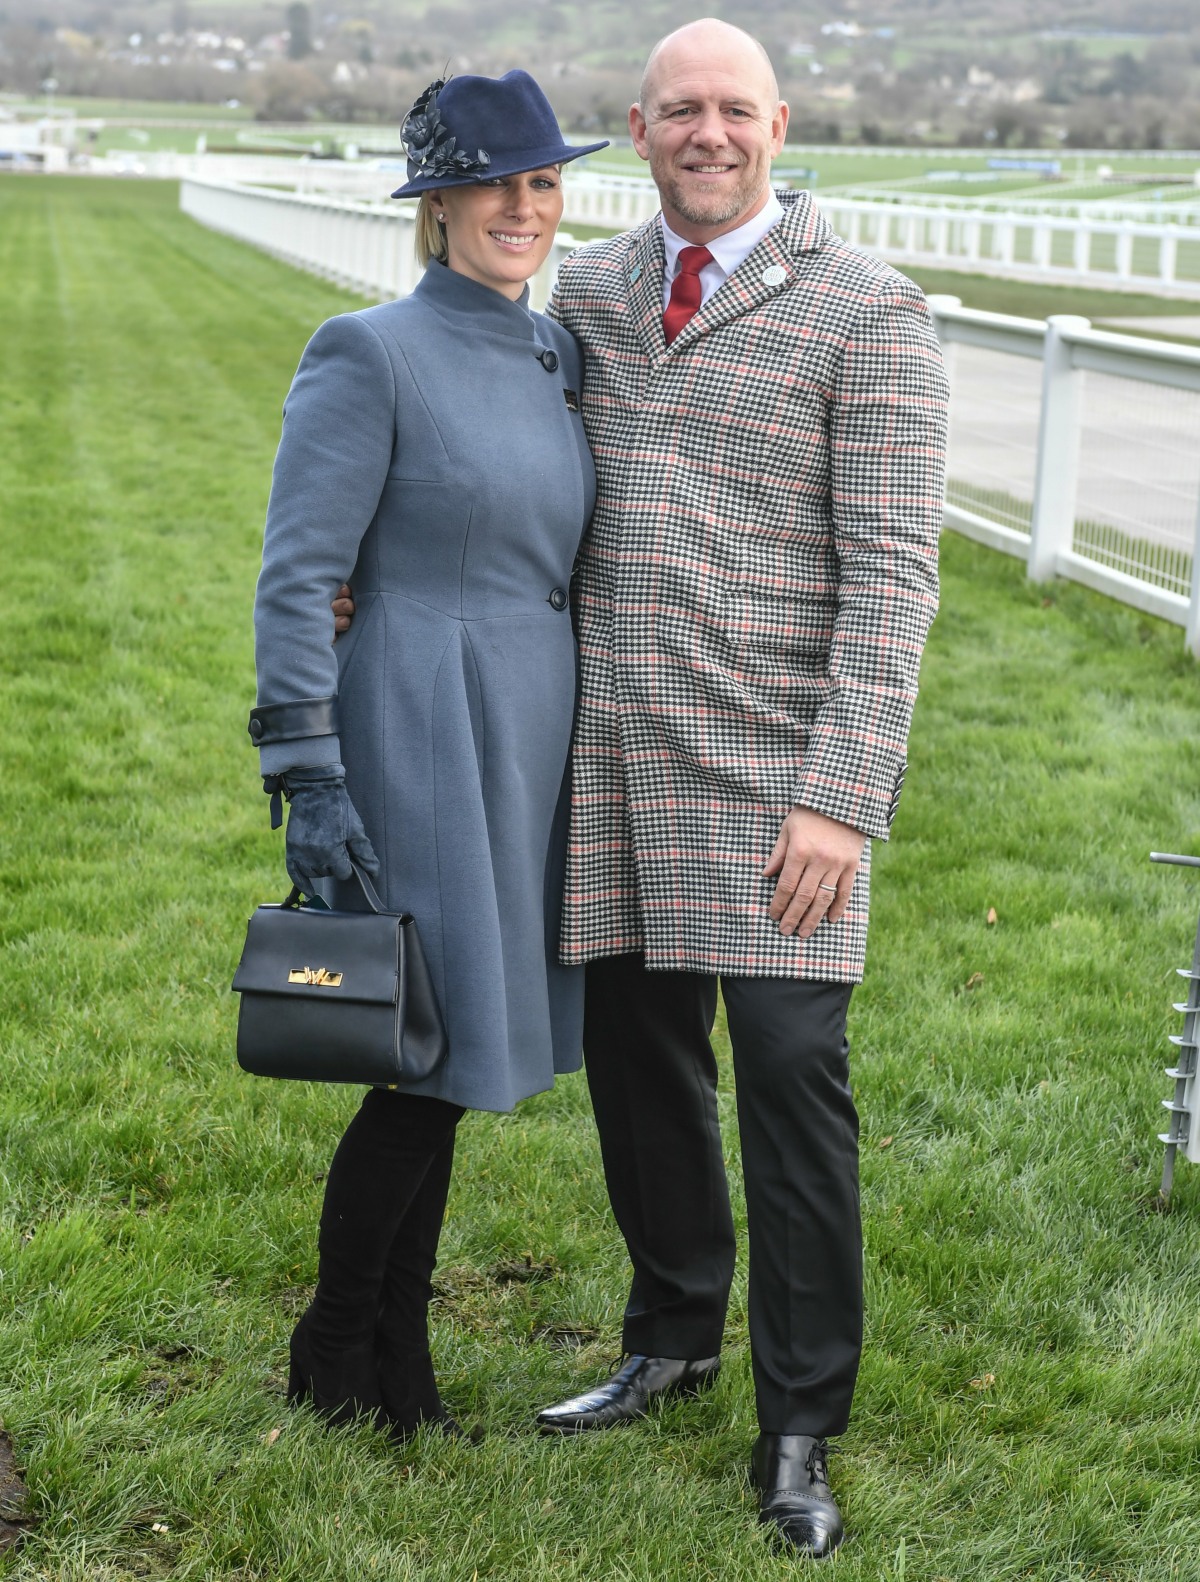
left=271, top=764, right=380, bottom=890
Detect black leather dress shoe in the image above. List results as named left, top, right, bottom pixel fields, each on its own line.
left=536, top=1353, right=720, bottom=1433
left=751, top=1434, right=845, bottom=1560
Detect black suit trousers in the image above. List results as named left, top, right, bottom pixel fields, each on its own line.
left=583, top=953, right=861, bottom=1437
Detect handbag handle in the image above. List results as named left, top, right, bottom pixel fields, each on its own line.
left=282, top=861, right=388, bottom=914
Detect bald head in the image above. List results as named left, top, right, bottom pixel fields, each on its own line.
left=629, top=16, right=788, bottom=243
left=639, top=18, right=779, bottom=113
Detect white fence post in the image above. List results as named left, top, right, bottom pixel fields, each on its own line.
left=1116, top=226, right=1134, bottom=279
left=1028, top=315, right=1090, bottom=583
left=1161, top=231, right=1178, bottom=288
left=1188, top=490, right=1200, bottom=659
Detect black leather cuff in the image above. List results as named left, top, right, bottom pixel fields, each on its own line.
left=247, top=696, right=338, bottom=747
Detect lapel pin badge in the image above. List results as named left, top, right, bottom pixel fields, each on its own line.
left=761, top=265, right=787, bottom=288
left=629, top=263, right=643, bottom=284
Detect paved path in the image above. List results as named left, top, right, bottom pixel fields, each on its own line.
left=1100, top=315, right=1200, bottom=339
left=947, top=342, right=1200, bottom=557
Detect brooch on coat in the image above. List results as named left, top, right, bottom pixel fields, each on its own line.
left=401, top=79, right=491, bottom=181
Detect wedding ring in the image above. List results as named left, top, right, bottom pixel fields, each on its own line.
left=818, top=883, right=838, bottom=893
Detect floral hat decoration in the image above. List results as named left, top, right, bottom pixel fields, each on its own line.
left=390, top=70, right=608, bottom=199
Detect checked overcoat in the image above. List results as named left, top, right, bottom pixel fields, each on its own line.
left=548, top=189, right=948, bottom=981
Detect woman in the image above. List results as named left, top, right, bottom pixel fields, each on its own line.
left=249, top=71, right=606, bottom=1439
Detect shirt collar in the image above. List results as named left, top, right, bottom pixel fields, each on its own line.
left=660, top=188, right=785, bottom=285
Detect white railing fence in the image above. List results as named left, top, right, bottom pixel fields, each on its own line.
left=179, top=175, right=579, bottom=310
left=178, top=176, right=1200, bottom=656
left=822, top=196, right=1200, bottom=295
left=100, top=153, right=1200, bottom=295
left=92, top=150, right=421, bottom=198
left=160, top=158, right=664, bottom=225
left=928, top=296, right=1200, bottom=654
left=827, top=188, right=1200, bottom=227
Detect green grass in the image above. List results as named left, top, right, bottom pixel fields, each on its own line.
left=902, top=264, right=1200, bottom=323
left=0, top=96, right=255, bottom=121
left=2, top=174, right=1200, bottom=1580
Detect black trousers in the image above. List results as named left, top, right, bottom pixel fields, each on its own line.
left=583, top=953, right=861, bottom=1437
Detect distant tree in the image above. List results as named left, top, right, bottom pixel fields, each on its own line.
left=394, top=46, right=436, bottom=72
left=1041, top=41, right=1088, bottom=107
left=1064, top=105, right=1114, bottom=149
left=989, top=108, right=1025, bottom=148
left=343, top=21, right=374, bottom=67
left=286, top=3, right=312, bottom=62
left=581, top=97, right=630, bottom=137
left=255, top=59, right=323, bottom=119
left=1099, top=52, right=1147, bottom=100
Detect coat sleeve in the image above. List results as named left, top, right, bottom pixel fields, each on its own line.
left=543, top=277, right=565, bottom=327
left=542, top=250, right=581, bottom=334
left=253, top=312, right=397, bottom=775
left=792, top=279, right=947, bottom=839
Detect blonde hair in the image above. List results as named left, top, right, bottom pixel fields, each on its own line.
left=415, top=193, right=448, bottom=266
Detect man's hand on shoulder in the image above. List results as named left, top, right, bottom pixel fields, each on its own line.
left=763, top=808, right=866, bottom=939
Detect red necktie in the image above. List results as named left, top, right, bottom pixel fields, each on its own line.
left=663, top=244, right=714, bottom=344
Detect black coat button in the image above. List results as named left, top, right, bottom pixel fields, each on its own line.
left=249, top=717, right=263, bottom=740
left=538, top=349, right=559, bottom=373
left=548, top=587, right=568, bottom=611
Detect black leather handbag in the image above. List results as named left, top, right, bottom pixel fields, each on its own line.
left=231, top=863, right=448, bottom=1085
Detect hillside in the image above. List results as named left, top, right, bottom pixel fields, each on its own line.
left=4, top=0, right=1200, bottom=145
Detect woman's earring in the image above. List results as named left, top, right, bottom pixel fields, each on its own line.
left=437, top=213, right=446, bottom=222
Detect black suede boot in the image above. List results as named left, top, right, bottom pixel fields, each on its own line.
left=376, top=1126, right=460, bottom=1439
left=289, top=1088, right=463, bottom=1431
left=288, top=1307, right=382, bottom=1426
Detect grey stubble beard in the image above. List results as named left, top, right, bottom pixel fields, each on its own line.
left=654, top=160, right=766, bottom=231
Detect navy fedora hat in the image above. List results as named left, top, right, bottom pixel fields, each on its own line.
left=390, top=70, right=608, bottom=199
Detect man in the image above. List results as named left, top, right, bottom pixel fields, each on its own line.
left=533, top=19, right=947, bottom=1560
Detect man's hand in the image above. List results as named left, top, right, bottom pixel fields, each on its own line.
left=331, top=582, right=355, bottom=637
left=763, top=808, right=866, bottom=939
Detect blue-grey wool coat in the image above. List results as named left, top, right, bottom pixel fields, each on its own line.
left=253, top=262, right=595, bottom=1112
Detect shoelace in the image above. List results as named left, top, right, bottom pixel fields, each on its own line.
left=806, top=1439, right=836, bottom=1486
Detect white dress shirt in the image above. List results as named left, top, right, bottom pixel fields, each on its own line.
left=660, top=189, right=785, bottom=310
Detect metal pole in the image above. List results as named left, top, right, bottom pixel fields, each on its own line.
left=1150, top=853, right=1200, bottom=1199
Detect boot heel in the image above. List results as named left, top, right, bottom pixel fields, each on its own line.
left=287, top=1354, right=309, bottom=1407
left=287, top=1309, right=383, bottom=1427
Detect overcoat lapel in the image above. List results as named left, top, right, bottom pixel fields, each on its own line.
left=666, top=190, right=834, bottom=353
left=622, top=220, right=667, bottom=358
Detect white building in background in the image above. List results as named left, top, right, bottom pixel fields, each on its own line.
left=0, top=118, right=71, bottom=171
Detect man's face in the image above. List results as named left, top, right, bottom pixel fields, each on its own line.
left=630, top=39, right=788, bottom=242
